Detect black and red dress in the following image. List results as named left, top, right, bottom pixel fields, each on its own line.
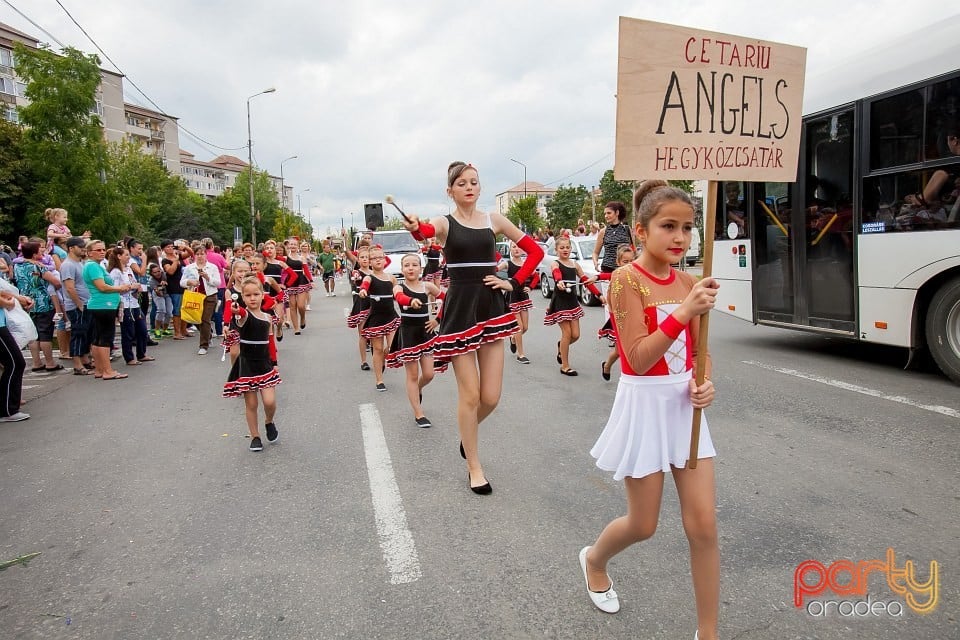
left=505, top=260, right=539, bottom=313
left=431, top=214, right=517, bottom=360
left=422, top=244, right=443, bottom=282
left=285, top=255, right=312, bottom=295
left=543, top=262, right=584, bottom=325
left=262, top=261, right=287, bottom=302
left=223, top=311, right=281, bottom=397
left=386, top=284, right=435, bottom=368
left=360, top=276, right=400, bottom=339
left=346, top=268, right=371, bottom=328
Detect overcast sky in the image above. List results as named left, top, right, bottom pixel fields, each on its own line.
left=2, top=1, right=957, bottom=235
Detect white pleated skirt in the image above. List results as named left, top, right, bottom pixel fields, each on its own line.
left=590, top=370, right=716, bottom=481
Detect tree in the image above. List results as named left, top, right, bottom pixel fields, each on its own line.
left=0, top=120, right=28, bottom=237
left=546, top=184, right=589, bottom=231
left=505, top=195, right=544, bottom=233
left=598, top=170, right=635, bottom=219
left=212, top=167, right=280, bottom=244
left=14, top=43, right=109, bottom=235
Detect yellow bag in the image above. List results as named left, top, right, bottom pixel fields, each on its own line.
left=181, top=289, right=206, bottom=324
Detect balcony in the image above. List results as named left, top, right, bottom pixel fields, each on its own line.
left=151, top=129, right=164, bottom=140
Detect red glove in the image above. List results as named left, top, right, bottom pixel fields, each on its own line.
left=512, top=235, right=544, bottom=288
left=580, top=275, right=601, bottom=297
left=411, top=221, right=436, bottom=241
left=395, top=292, right=413, bottom=306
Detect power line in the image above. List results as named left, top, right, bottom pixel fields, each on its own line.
left=52, top=0, right=247, bottom=153
left=542, top=152, right=614, bottom=187
left=0, top=0, right=64, bottom=47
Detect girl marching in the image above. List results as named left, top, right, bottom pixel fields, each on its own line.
left=579, top=180, right=719, bottom=640
left=346, top=245, right=372, bottom=370
left=498, top=241, right=540, bottom=364
left=598, top=244, right=636, bottom=380
left=223, top=276, right=283, bottom=452
left=283, top=238, right=312, bottom=334
left=386, top=253, right=444, bottom=427
left=544, top=234, right=603, bottom=376
left=357, top=245, right=400, bottom=391
left=401, top=161, right=544, bottom=494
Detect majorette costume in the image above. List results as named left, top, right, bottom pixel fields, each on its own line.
left=505, top=260, right=539, bottom=313
left=589, top=264, right=716, bottom=479
left=359, top=275, right=401, bottom=339
left=422, top=243, right=443, bottom=282
left=223, top=284, right=279, bottom=364
left=408, top=213, right=543, bottom=363
left=544, top=262, right=588, bottom=325
left=385, top=284, right=442, bottom=370
left=222, top=309, right=282, bottom=398
left=262, top=261, right=289, bottom=303
left=346, top=268, right=371, bottom=328
left=284, top=254, right=313, bottom=295
left=596, top=271, right=615, bottom=340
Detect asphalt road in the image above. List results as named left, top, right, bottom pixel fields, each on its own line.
left=1, top=278, right=957, bottom=639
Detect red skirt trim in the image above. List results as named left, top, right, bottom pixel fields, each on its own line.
left=222, top=331, right=240, bottom=348
left=386, top=339, right=436, bottom=368
left=509, top=299, right=533, bottom=313
left=346, top=309, right=370, bottom=328
left=222, top=370, right=282, bottom=398
left=287, top=283, right=312, bottom=295
left=431, top=313, right=518, bottom=359
left=361, top=316, right=401, bottom=339
left=597, top=327, right=615, bottom=340
left=543, top=307, right=584, bottom=326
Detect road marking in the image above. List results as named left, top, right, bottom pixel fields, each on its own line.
left=743, top=361, right=960, bottom=419
left=359, top=403, right=421, bottom=585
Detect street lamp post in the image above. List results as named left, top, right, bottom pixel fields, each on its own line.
left=247, top=87, right=276, bottom=246
left=297, top=187, right=311, bottom=215
left=509, top=158, right=527, bottom=199
left=280, top=155, right=297, bottom=212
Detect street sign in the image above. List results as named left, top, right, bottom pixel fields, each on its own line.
left=615, top=17, right=806, bottom=182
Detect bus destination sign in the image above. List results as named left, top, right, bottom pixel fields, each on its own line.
left=615, top=17, right=807, bottom=182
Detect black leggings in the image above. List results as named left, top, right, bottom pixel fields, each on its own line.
left=0, top=326, right=25, bottom=417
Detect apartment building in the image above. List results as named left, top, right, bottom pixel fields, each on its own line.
left=494, top=181, right=556, bottom=218
left=1, top=22, right=176, bottom=172
left=181, top=153, right=292, bottom=204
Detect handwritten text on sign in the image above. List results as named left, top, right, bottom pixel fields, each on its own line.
left=615, top=18, right=806, bottom=181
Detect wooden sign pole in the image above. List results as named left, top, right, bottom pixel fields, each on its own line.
left=687, top=180, right=717, bottom=470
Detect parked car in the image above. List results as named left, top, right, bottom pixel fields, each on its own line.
left=686, top=227, right=701, bottom=266
left=355, top=230, right=425, bottom=277
left=537, top=235, right=602, bottom=306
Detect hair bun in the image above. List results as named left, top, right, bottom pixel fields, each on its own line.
left=633, top=180, right=669, bottom=211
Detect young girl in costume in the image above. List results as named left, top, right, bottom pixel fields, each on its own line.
left=544, top=234, right=603, bottom=376
left=386, top=253, right=444, bottom=427
left=598, top=244, right=635, bottom=380
left=579, top=180, right=719, bottom=640
left=249, top=253, right=285, bottom=343
left=346, top=245, right=372, bottom=370
left=284, top=238, right=312, bottom=334
left=221, top=259, right=251, bottom=365
left=223, top=276, right=282, bottom=452
left=357, top=246, right=400, bottom=391
left=498, top=241, right=540, bottom=364
left=401, top=161, right=544, bottom=494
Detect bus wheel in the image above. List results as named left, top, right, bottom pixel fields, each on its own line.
left=926, top=276, right=960, bottom=385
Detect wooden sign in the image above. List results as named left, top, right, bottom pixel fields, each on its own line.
left=615, top=17, right=806, bottom=182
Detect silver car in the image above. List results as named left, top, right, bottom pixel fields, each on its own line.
left=537, top=235, right=602, bottom=306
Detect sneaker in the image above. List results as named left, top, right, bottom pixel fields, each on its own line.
left=415, top=416, right=432, bottom=428
left=516, top=356, right=530, bottom=364
left=0, top=412, right=30, bottom=422
left=249, top=436, right=263, bottom=452
left=198, top=348, right=208, bottom=355
left=376, top=382, right=387, bottom=392
left=162, top=328, right=174, bottom=336
left=146, top=339, right=160, bottom=347
left=360, top=362, right=370, bottom=371
left=186, top=328, right=197, bottom=336
left=265, top=422, right=279, bottom=443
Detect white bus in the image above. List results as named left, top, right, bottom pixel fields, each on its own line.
left=711, top=46, right=960, bottom=384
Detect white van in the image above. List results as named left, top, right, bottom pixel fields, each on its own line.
left=686, top=227, right=701, bottom=266
left=355, top=230, right=425, bottom=277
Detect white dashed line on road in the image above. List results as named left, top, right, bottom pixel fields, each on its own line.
left=359, top=403, right=422, bottom=585
left=743, top=360, right=960, bottom=419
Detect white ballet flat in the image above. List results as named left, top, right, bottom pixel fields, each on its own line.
left=579, top=546, right=620, bottom=613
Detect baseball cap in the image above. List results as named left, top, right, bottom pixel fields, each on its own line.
left=65, top=237, right=88, bottom=249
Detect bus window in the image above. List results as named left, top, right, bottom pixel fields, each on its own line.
left=870, top=89, right=924, bottom=170
left=753, top=181, right=794, bottom=317
left=717, top=181, right=747, bottom=239
left=925, top=77, right=960, bottom=161
left=863, top=161, right=960, bottom=232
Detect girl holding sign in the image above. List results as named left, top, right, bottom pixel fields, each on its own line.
left=578, top=180, right=719, bottom=640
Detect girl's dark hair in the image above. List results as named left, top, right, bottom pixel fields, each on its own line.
left=447, top=161, right=477, bottom=187
left=605, top=201, right=628, bottom=222
left=633, top=180, right=694, bottom=228
left=21, top=241, right=41, bottom=259
left=106, top=246, right=126, bottom=272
